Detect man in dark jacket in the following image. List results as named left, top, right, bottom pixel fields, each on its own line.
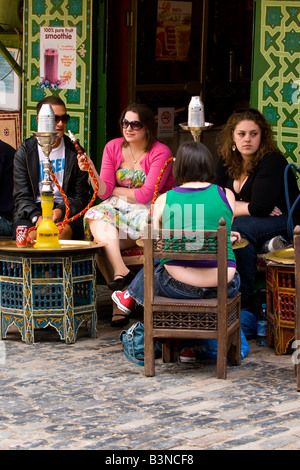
left=0, top=139, right=15, bottom=237
left=13, top=96, right=90, bottom=240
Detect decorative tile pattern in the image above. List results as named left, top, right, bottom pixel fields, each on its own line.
left=23, top=0, right=92, bottom=151
left=251, top=1, right=300, bottom=164
left=0, top=112, right=22, bottom=149
left=0, top=251, right=97, bottom=344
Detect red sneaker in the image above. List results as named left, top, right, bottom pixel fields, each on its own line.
left=111, top=290, right=136, bottom=314
left=179, top=348, right=196, bottom=363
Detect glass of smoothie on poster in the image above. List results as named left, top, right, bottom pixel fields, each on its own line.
left=43, top=46, right=58, bottom=86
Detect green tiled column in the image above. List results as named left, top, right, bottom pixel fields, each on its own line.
left=251, top=0, right=300, bottom=164
left=23, top=0, right=92, bottom=153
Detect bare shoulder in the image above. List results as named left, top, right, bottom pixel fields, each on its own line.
left=155, top=193, right=167, bottom=205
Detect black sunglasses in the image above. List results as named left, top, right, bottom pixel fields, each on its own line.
left=55, top=114, right=70, bottom=123
left=121, top=119, right=143, bottom=131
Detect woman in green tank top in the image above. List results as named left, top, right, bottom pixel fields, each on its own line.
left=111, top=141, right=241, bottom=327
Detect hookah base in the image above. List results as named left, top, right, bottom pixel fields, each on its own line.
left=34, top=233, right=61, bottom=250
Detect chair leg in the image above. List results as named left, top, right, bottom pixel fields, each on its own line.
left=162, top=340, right=171, bottom=362
left=216, top=356, right=227, bottom=379
left=162, top=339, right=178, bottom=362
left=216, top=335, right=227, bottom=379
left=296, top=353, right=300, bottom=391
left=228, top=329, right=241, bottom=366
left=144, top=337, right=155, bottom=377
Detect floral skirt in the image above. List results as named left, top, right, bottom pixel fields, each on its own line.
left=84, top=195, right=150, bottom=240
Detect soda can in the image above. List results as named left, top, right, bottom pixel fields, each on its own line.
left=16, top=226, right=28, bottom=247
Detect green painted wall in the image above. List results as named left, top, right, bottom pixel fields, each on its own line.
left=251, top=0, right=300, bottom=165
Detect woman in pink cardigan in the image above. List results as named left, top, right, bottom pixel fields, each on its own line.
left=78, top=103, right=174, bottom=324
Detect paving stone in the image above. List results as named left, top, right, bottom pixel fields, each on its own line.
left=0, top=299, right=299, bottom=451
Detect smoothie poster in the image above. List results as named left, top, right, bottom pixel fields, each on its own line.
left=156, top=1, right=192, bottom=61
left=40, top=27, right=76, bottom=89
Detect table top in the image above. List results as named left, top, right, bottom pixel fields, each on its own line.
left=264, top=247, right=294, bottom=266
left=0, top=239, right=103, bottom=256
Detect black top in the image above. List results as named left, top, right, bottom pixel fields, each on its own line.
left=0, top=139, right=15, bottom=221
left=214, top=151, right=300, bottom=225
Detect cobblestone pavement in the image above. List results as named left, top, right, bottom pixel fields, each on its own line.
left=0, top=289, right=299, bottom=451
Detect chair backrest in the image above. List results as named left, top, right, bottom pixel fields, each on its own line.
left=144, top=217, right=229, bottom=304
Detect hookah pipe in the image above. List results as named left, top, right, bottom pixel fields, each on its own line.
left=149, top=156, right=174, bottom=216
left=53, top=133, right=172, bottom=223
left=49, top=130, right=100, bottom=233
left=55, top=130, right=99, bottom=231
left=29, top=137, right=173, bottom=243
left=28, top=131, right=99, bottom=243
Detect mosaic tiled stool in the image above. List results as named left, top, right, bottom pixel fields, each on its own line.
left=266, top=262, right=295, bottom=355
left=0, top=241, right=99, bottom=344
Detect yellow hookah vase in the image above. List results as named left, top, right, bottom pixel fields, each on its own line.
left=34, top=193, right=60, bottom=249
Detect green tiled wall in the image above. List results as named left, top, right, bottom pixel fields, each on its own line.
left=251, top=0, right=300, bottom=165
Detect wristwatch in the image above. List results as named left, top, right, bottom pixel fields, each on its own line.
left=31, top=215, right=38, bottom=224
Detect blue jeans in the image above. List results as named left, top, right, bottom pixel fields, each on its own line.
left=128, top=261, right=241, bottom=305
left=232, top=214, right=288, bottom=306
left=0, top=216, right=13, bottom=237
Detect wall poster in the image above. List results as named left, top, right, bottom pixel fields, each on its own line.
left=156, top=1, right=192, bottom=61
left=40, top=27, right=77, bottom=89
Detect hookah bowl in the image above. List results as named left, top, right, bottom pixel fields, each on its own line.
left=179, top=122, right=213, bottom=142
left=33, top=131, right=61, bottom=249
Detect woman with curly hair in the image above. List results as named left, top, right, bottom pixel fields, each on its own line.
left=215, top=107, right=300, bottom=307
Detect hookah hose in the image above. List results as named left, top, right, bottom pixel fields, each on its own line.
left=28, top=132, right=99, bottom=242
left=28, top=144, right=173, bottom=242
left=53, top=131, right=99, bottom=233
left=149, top=156, right=174, bottom=215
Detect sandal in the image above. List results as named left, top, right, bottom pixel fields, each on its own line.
left=110, top=304, right=130, bottom=327
left=107, top=270, right=135, bottom=292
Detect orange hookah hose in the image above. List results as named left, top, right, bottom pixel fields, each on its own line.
left=149, top=156, right=174, bottom=216
left=28, top=139, right=172, bottom=243
left=52, top=136, right=99, bottom=233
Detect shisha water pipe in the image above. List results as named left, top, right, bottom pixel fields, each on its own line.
left=33, top=104, right=60, bottom=249
left=31, top=109, right=100, bottom=249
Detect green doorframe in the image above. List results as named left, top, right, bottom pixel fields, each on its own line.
left=90, top=0, right=108, bottom=171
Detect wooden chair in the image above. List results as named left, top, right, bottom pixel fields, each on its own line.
left=143, top=218, right=241, bottom=379
left=293, top=225, right=300, bottom=391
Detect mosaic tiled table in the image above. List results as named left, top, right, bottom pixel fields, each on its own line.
left=0, top=240, right=99, bottom=344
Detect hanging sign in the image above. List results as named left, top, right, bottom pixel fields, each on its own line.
left=157, top=107, right=174, bottom=138
left=156, top=1, right=192, bottom=61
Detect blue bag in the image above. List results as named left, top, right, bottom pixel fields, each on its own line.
left=190, top=329, right=250, bottom=360
left=241, top=309, right=258, bottom=337
left=120, top=321, right=162, bottom=366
